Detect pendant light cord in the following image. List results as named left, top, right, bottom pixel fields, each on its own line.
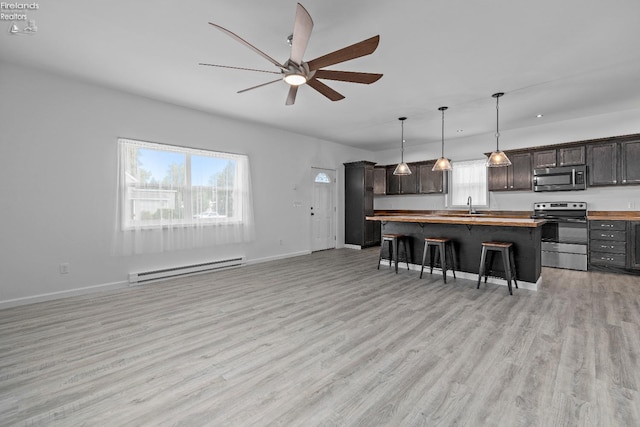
left=495, top=94, right=501, bottom=151
left=401, top=119, right=404, bottom=162
left=441, top=108, right=445, bottom=157
left=400, top=117, right=406, bottom=162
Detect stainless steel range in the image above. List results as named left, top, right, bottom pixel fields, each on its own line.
left=532, top=202, right=588, bottom=271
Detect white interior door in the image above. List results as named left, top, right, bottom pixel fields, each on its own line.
left=311, top=168, right=336, bottom=252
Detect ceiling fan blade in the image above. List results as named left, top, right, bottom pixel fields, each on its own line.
left=237, top=78, right=282, bottom=94
left=313, top=69, right=382, bottom=84
left=306, top=78, right=345, bottom=101
left=306, top=35, right=380, bottom=71
left=290, top=3, right=314, bottom=65
left=209, top=22, right=286, bottom=70
left=286, top=86, right=298, bottom=105
left=199, top=63, right=281, bottom=75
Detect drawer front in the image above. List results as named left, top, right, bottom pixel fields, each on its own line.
left=590, top=251, right=627, bottom=267
left=589, top=220, right=626, bottom=231
left=589, top=230, right=627, bottom=241
left=590, top=239, right=627, bottom=254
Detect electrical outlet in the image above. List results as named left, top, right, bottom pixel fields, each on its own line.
left=279, top=239, right=283, bottom=246
left=59, top=263, right=70, bottom=274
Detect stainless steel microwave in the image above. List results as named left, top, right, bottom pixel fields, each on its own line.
left=533, top=165, right=586, bottom=192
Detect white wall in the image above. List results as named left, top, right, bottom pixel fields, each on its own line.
left=0, top=61, right=374, bottom=307
left=374, top=109, right=640, bottom=211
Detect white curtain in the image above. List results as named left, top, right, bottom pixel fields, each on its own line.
left=112, top=138, right=255, bottom=255
left=449, top=159, right=488, bottom=207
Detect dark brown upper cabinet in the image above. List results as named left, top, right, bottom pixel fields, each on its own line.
left=587, top=142, right=618, bottom=186
left=488, top=151, right=532, bottom=191
left=559, top=146, right=586, bottom=166
left=533, top=149, right=557, bottom=168
left=417, top=161, right=447, bottom=194
left=620, top=139, right=640, bottom=185
left=373, top=166, right=386, bottom=195
left=385, top=164, right=418, bottom=195
left=533, top=145, right=585, bottom=169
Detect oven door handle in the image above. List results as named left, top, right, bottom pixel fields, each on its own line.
left=564, top=218, right=587, bottom=224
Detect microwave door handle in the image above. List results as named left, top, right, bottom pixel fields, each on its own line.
left=572, top=168, right=576, bottom=187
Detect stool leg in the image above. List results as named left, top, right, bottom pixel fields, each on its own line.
left=420, top=242, right=429, bottom=279
left=485, top=251, right=496, bottom=283
left=477, top=246, right=487, bottom=289
left=439, top=243, right=447, bottom=283
left=510, top=248, right=518, bottom=289
left=392, top=238, right=398, bottom=274
left=502, top=248, right=513, bottom=295
left=403, top=238, right=410, bottom=270
left=378, top=240, right=385, bottom=270
left=430, top=245, right=436, bottom=275
left=449, top=242, right=457, bottom=279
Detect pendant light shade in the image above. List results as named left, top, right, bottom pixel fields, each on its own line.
left=486, top=92, right=512, bottom=167
left=393, top=117, right=411, bottom=175
left=432, top=106, right=452, bottom=172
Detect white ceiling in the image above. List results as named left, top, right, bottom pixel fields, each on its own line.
left=3, top=0, right=640, bottom=151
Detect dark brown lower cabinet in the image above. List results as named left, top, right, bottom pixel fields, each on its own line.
left=630, top=221, right=640, bottom=270
left=588, top=220, right=640, bottom=275
left=589, top=220, right=627, bottom=269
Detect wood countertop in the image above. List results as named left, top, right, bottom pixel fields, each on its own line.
left=587, top=211, right=640, bottom=221
left=366, top=214, right=546, bottom=228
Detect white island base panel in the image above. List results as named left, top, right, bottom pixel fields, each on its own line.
left=377, top=260, right=541, bottom=291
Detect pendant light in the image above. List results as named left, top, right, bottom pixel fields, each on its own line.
left=486, top=92, right=512, bottom=167
left=432, top=106, right=452, bottom=171
left=393, top=117, right=411, bottom=175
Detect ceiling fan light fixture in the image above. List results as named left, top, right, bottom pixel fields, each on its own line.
left=486, top=92, right=512, bottom=168
left=283, top=73, right=307, bottom=86
left=432, top=106, right=452, bottom=172
left=393, top=117, right=412, bottom=176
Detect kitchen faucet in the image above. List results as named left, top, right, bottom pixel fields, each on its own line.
left=467, top=196, right=476, bottom=214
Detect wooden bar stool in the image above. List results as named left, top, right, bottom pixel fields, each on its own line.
left=477, top=241, right=518, bottom=295
left=420, top=237, right=457, bottom=283
left=378, top=234, right=410, bottom=273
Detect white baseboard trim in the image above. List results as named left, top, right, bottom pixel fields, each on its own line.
left=0, top=251, right=316, bottom=310
left=343, top=244, right=363, bottom=250
left=0, top=280, right=130, bottom=310
left=246, top=250, right=312, bottom=266
left=377, top=260, right=540, bottom=291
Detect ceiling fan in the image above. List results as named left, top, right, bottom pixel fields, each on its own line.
left=200, top=3, right=383, bottom=105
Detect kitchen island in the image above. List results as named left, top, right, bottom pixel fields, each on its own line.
left=366, top=213, right=547, bottom=290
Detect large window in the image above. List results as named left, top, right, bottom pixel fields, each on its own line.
left=115, top=138, right=254, bottom=253
left=448, top=159, right=488, bottom=208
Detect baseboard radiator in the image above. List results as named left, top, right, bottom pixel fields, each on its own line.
left=128, top=257, right=245, bottom=284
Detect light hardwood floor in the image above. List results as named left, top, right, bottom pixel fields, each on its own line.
left=1, top=247, right=640, bottom=426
